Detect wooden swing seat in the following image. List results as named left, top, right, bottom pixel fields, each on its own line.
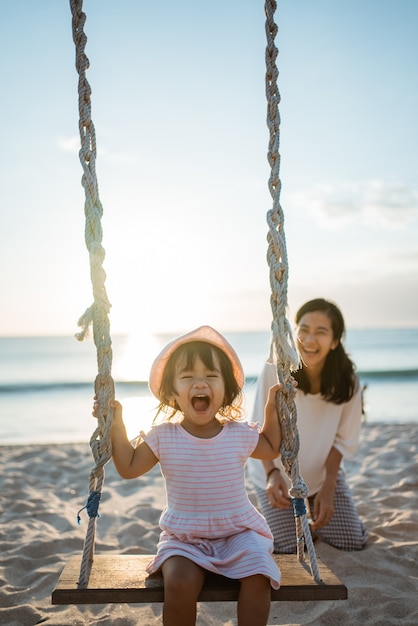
left=52, top=554, right=347, bottom=604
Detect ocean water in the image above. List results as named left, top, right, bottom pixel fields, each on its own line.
left=0, top=328, right=417, bottom=445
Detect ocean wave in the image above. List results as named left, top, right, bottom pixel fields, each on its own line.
left=0, top=380, right=150, bottom=394
left=357, top=369, right=418, bottom=380
left=1, top=369, right=417, bottom=394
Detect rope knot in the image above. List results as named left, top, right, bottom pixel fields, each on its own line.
left=289, top=476, right=309, bottom=500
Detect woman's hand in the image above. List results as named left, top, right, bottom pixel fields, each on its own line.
left=310, top=446, right=341, bottom=529
left=266, top=469, right=291, bottom=509
left=311, top=483, right=336, bottom=530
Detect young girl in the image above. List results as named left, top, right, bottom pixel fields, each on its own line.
left=98, top=325, right=284, bottom=626
left=247, top=299, right=368, bottom=554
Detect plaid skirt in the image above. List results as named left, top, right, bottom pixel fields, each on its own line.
left=254, top=470, right=368, bottom=553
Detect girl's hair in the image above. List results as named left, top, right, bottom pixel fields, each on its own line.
left=154, top=341, right=244, bottom=423
left=293, top=298, right=357, bottom=404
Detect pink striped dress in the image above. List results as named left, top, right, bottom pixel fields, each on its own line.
left=144, top=420, right=280, bottom=589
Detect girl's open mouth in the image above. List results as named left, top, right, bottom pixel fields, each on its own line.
left=191, top=395, right=210, bottom=411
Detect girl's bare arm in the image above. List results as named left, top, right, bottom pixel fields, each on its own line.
left=251, top=383, right=283, bottom=460
left=94, top=399, right=158, bottom=479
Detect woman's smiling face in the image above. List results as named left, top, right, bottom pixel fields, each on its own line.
left=296, top=310, right=338, bottom=371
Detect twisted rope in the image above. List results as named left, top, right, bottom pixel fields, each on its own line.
left=264, top=0, right=321, bottom=583
left=69, top=0, right=115, bottom=588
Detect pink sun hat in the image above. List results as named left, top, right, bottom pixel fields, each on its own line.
left=149, top=325, right=245, bottom=400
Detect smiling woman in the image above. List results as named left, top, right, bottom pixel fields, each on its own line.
left=247, top=298, right=368, bottom=555
left=293, top=298, right=357, bottom=403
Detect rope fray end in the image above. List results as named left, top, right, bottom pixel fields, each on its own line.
left=77, top=490, right=102, bottom=524
left=75, top=305, right=94, bottom=341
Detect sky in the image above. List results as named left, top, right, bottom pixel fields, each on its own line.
left=0, top=0, right=417, bottom=337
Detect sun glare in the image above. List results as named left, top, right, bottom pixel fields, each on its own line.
left=122, top=396, right=157, bottom=441
left=112, top=332, right=163, bottom=382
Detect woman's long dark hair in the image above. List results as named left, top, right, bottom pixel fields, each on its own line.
left=293, top=298, right=357, bottom=404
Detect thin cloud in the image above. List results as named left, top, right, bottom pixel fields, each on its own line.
left=291, top=181, right=418, bottom=229
left=57, top=136, right=79, bottom=153
left=363, top=180, right=418, bottom=227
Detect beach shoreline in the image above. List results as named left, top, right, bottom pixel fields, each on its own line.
left=1, top=422, right=417, bottom=625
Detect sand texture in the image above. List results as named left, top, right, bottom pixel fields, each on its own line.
left=1, top=422, right=417, bottom=625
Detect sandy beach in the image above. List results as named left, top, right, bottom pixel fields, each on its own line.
left=1, top=422, right=417, bottom=626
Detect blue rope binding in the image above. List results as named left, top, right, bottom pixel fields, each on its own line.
left=292, top=497, right=307, bottom=544
left=77, top=490, right=102, bottom=525
left=291, top=497, right=307, bottom=518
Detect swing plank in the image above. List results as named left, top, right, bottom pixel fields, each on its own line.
left=52, top=554, right=347, bottom=604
